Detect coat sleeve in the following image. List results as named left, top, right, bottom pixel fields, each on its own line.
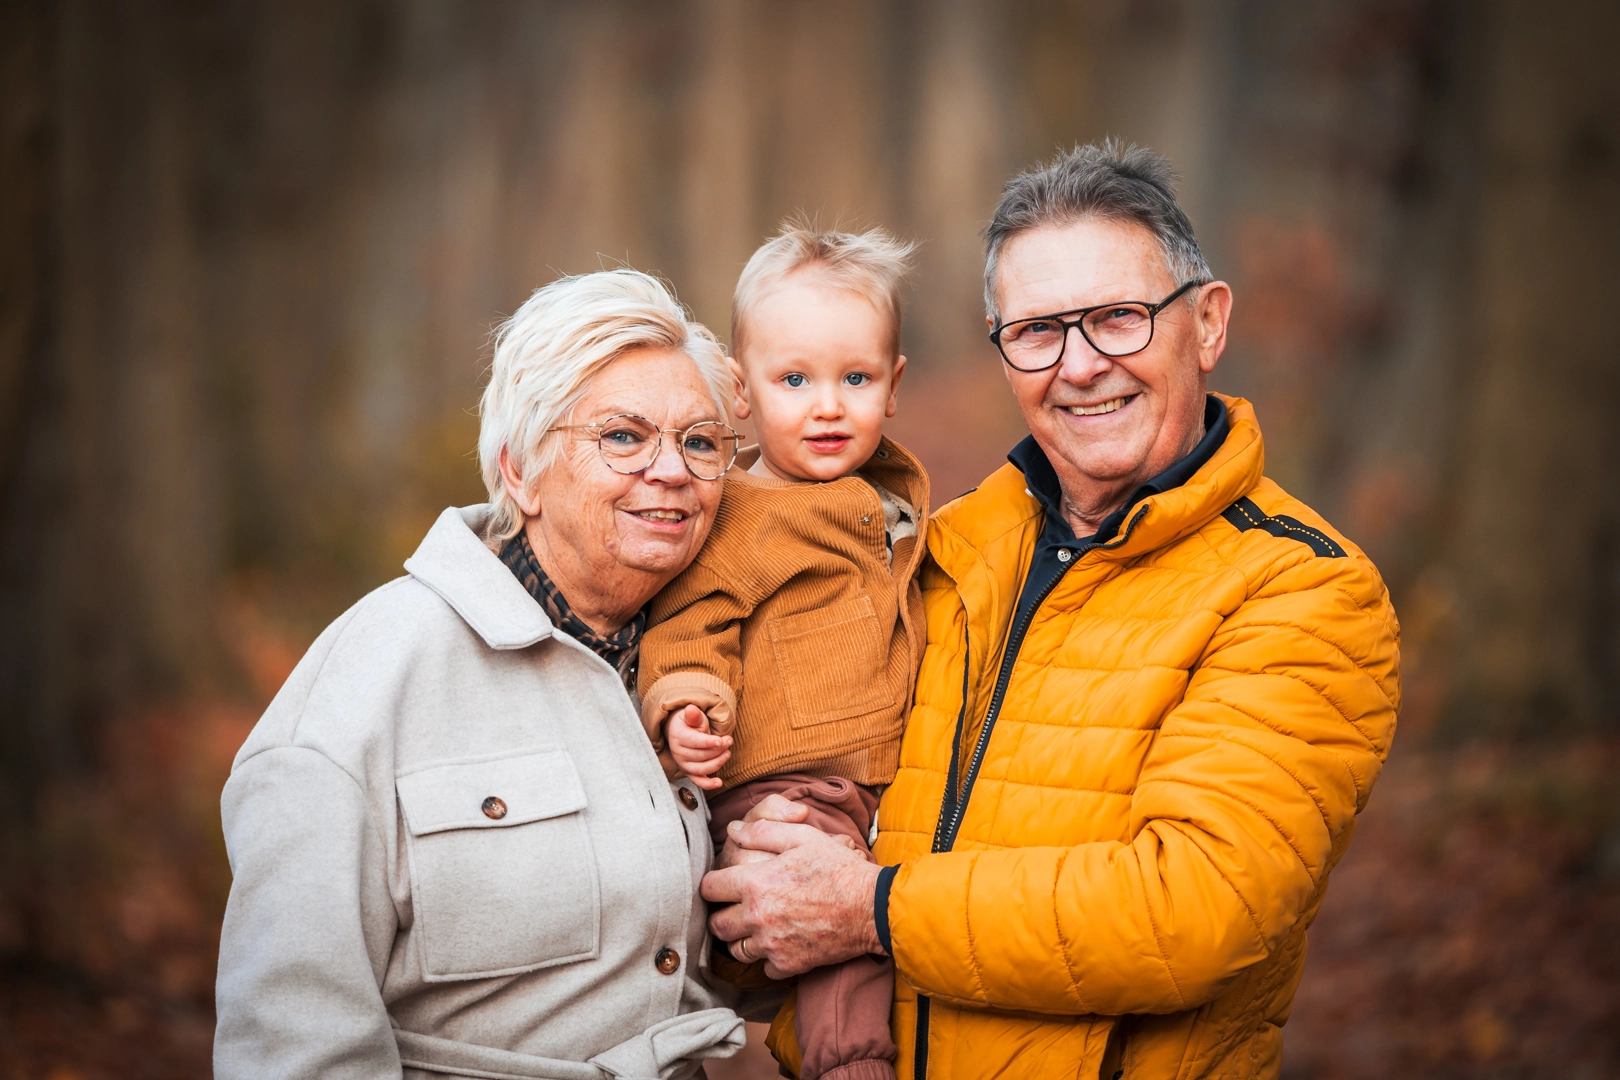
left=214, top=745, right=402, bottom=1079
left=887, top=554, right=1400, bottom=1017
left=639, top=563, right=754, bottom=736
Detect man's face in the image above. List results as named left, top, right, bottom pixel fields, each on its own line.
left=992, top=218, right=1229, bottom=511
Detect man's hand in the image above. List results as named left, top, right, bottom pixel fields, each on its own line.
left=666, top=704, right=731, bottom=791
left=712, top=793, right=859, bottom=869
left=714, top=793, right=824, bottom=869
left=701, top=816, right=884, bottom=980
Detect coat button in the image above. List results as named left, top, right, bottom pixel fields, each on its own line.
left=481, top=796, right=507, bottom=820
left=678, top=787, right=699, bottom=810
left=862, top=515, right=872, bottom=525
left=655, top=946, right=680, bottom=975
left=1057, top=548, right=1072, bottom=563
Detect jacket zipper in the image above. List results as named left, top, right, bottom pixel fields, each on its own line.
left=929, top=621, right=974, bottom=853
left=914, top=503, right=1149, bottom=1080
left=933, top=566, right=1061, bottom=852
left=933, top=504, right=1148, bottom=854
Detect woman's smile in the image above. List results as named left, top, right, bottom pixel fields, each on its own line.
left=624, top=505, right=692, bottom=526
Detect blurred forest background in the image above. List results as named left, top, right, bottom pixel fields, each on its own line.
left=2, top=0, right=1618, bottom=1077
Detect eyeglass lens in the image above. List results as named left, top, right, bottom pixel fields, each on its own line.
left=595, top=415, right=735, bottom=480
left=999, top=303, right=1154, bottom=369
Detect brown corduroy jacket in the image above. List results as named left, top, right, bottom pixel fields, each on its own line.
left=639, top=437, right=930, bottom=791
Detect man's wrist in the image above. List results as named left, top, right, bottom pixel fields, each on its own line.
left=873, top=864, right=899, bottom=956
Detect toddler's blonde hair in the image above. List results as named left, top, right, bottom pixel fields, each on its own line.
left=732, top=220, right=916, bottom=360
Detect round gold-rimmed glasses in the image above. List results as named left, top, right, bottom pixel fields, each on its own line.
left=546, top=414, right=740, bottom=481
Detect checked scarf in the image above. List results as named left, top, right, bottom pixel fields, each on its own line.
left=498, top=530, right=644, bottom=693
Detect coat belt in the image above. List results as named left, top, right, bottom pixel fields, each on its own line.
left=396, top=1007, right=746, bottom=1080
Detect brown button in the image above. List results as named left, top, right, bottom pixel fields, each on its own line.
left=481, top=796, right=507, bottom=820
left=678, top=788, right=699, bottom=811
left=655, top=946, right=680, bottom=975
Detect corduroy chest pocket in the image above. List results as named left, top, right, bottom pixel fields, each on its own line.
left=769, top=595, right=893, bottom=729
left=396, top=747, right=599, bottom=981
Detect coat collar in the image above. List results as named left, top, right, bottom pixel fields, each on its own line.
left=729, top=435, right=931, bottom=516
left=403, top=505, right=555, bottom=650
left=1113, top=392, right=1265, bottom=559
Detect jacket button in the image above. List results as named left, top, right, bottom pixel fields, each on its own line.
left=862, top=515, right=872, bottom=525
left=678, top=787, right=699, bottom=811
left=655, top=946, right=680, bottom=975
left=481, top=796, right=507, bottom=820
left=1057, top=548, right=1072, bottom=563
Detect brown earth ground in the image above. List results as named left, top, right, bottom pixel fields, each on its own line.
left=2, top=696, right=1615, bottom=1080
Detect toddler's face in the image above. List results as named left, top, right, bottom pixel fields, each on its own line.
left=732, top=276, right=905, bottom=482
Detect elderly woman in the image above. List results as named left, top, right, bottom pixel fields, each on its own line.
left=214, top=269, right=746, bottom=1079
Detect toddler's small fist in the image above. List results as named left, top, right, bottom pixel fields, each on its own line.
left=666, top=704, right=732, bottom=791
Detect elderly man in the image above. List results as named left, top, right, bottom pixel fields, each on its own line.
left=704, top=141, right=1400, bottom=1080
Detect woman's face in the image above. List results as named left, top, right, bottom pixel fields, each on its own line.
left=531, top=347, right=727, bottom=586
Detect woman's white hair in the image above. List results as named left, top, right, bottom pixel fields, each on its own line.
left=477, top=268, right=732, bottom=543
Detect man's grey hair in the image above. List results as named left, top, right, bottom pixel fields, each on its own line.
left=984, top=139, right=1212, bottom=322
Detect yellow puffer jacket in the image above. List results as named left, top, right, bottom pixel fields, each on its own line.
left=869, top=396, right=1399, bottom=1079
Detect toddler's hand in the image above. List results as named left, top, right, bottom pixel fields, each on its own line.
left=666, top=704, right=732, bottom=791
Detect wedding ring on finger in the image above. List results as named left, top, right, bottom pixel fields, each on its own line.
left=733, top=938, right=753, bottom=963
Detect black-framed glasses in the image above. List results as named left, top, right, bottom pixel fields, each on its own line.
left=546, top=414, right=740, bottom=481
left=989, top=279, right=1207, bottom=372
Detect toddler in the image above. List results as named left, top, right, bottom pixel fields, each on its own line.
left=638, top=224, right=927, bottom=1080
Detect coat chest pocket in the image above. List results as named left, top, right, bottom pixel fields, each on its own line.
left=769, top=596, right=892, bottom=729
left=396, top=747, right=599, bottom=981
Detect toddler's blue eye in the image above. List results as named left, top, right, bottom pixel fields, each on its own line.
left=845, top=373, right=870, bottom=386
left=783, top=373, right=807, bottom=388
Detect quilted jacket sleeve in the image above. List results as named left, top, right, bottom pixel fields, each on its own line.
left=887, top=551, right=1400, bottom=1017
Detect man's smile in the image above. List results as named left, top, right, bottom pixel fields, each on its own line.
left=1061, top=393, right=1138, bottom=418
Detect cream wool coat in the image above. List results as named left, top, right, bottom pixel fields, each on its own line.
left=214, top=505, right=744, bottom=1080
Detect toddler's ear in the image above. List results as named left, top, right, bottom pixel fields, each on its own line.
left=885, top=354, right=907, bottom=419
left=726, top=355, right=752, bottom=420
